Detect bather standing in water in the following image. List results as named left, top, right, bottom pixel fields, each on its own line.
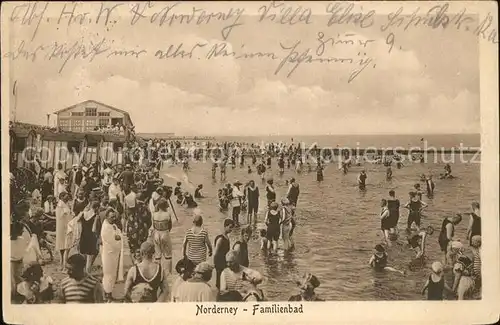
left=425, top=175, right=435, bottom=197
left=386, top=166, right=392, bottom=180
left=404, top=192, right=427, bottom=232
left=379, top=199, right=391, bottom=245
left=444, top=163, right=452, bottom=177
left=387, top=190, right=400, bottom=238
left=358, top=170, right=367, bottom=190
left=280, top=198, right=295, bottom=251
left=316, top=162, right=324, bottom=182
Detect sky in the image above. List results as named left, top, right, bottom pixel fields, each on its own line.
left=4, top=1, right=481, bottom=135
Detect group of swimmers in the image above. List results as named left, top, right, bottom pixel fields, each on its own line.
left=368, top=173, right=481, bottom=300
left=177, top=143, right=478, bottom=301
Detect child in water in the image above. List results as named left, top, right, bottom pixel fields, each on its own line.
left=369, top=244, right=405, bottom=275
left=258, top=228, right=268, bottom=250
left=247, top=166, right=252, bottom=174
left=422, top=261, right=453, bottom=300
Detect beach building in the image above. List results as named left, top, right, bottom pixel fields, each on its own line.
left=54, top=100, right=134, bottom=133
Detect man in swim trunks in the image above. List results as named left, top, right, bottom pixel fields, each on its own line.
left=357, top=170, right=367, bottom=190
left=387, top=190, right=400, bottom=238
left=404, top=191, right=427, bottom=232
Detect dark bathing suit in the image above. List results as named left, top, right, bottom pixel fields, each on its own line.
left=438, top=218, right=453, bottom=252
left=247, top=187, right=259, bottom=215
left=427, top=274, right=445, bottom=300
left=469, top=213, right=481, bottom=246
left=266, top=210, right=281, bottom=241
left=387, top=198, right=400, bottom=228
left=233, top=241, right=249, bottom=267
left=131, top=264, right=164, bottom=302
left=407, top=200, right=422, bottom=228
left=213, top=234, right=230, bottom=289
left=373, top=253, right=388, bottom=271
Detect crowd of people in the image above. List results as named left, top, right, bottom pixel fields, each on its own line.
left=368, top=174, right=481, bottom=300
left=92, top=123, right=129, bottom=135
left=9, top=135, right=481, bottom=304
left=9, top=139, right=323, bottom=304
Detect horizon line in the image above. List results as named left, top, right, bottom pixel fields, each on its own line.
left=136, top=132, right=481, bottom=136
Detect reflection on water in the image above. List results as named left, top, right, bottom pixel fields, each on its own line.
left=165, top=156, right=480, bottom=301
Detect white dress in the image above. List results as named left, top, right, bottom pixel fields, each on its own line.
left=101, top=220, right=124, bottom=293
left=55, top=200, right=72, bottom=250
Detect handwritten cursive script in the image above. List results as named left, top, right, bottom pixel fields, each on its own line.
left=276, top=40, right=375, bottom=82
left=3, top=1, right=497, bottom=83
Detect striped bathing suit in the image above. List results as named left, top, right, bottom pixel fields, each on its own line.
left=60, top=275, right=100, bottom=303
left=221, top=268, right=245, bottom=292
left=185, top=227, right=209, bottom=265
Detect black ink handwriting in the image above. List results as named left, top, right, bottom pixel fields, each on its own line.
left=475, top=12, right=499, bottom=44
left=57, top=3, right=91, bottom=26
left=107, top=48, right=147, bottom=59
left=276, top=40, right=375, bottom=82
left=325, top=2, right=375, bottom=28
left=194, top=7, right=245, bottom=40
left=2, top=40, right=46, bottom=62
left=316, top=32, right=375, bottom=56
left=451, top=8, right=475, bottom=32
left=9, top=2, right=49, bottom=41
left=130, top=1, right=155, bottom=25
left=382, top=3, right=467, bottom=32
left=205, top=42, right=279, bottom=60
left=96, top=2, right=122, bottom=26
left=46, top=37, right=111, bottom=73
left=130, top=3, right=244, bottom=41
left=258, top=1, right=312, bottom=25
left=155, top=42, right=207, bottom=59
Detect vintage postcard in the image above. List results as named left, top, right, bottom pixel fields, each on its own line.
left=2, top=1, right=499, bottom=324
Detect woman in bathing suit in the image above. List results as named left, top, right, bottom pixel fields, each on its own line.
left=379, top=199, right=391, bottom=245
left=422, top=261, right=453, bottom=300
left=265, top=202, right=281, bottom=252
left=369, top=244, right=405, bottom=275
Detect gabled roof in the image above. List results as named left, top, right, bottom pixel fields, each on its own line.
left=53, top=100, right=131, bottom=116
